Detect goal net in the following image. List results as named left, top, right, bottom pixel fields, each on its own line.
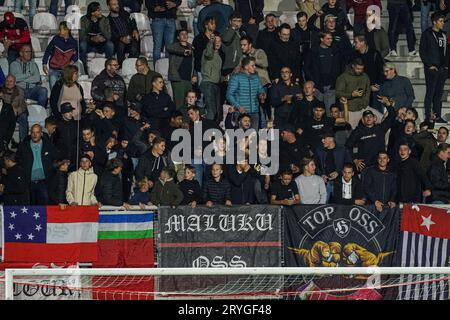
left=0, top=267, right=449, bottom=300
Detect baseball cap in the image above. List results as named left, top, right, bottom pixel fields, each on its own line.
left=60, top=102, right=75, bottom=114
left=362, top=110, right=375, bottom=117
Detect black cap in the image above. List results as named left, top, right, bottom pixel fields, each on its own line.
left=362, top=110, right=375, bottom=117
left=129, top=103, right=142, bottom=113
left=60, top=102, right=75, bottom=114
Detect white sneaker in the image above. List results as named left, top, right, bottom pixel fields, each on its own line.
left=408, top=50, right=417, bottom=57
left=389, top=50, right=398, bottom=57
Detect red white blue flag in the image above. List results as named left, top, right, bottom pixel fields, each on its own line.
left=398, top=204, right=450, bottom=300
left=1, top=206, right=99, bottom=263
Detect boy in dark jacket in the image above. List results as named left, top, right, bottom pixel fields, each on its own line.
left=203, top=164, right=232, bottom=207
left=151, top=167, right=184, bottom=207
left=397, top=143, right=432, bottom=203
left=98, top=158, right=131, bottom=208
left=48, top=159, right=70, bottom=206
left=178, top=165, right=202, bottom=208
left=129, top=177, right=152, bottom=207
left=362, top=151, right=397, bottom=212
left=427, top=143, right=450, bottom=204
left=228, top=159, right=257, bottom=205
left=0, top=151, right=29, bottom=205
left=333, top=163, right=365, bottom=205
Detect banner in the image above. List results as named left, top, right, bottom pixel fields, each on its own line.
left=397, top=204, right=450, bottom=300
left=284, top=205, right=401, bottom=300
left=0, top=263, right=91, bottom=300
left=1, top=205, right=98, bottom=263
left=92, top=210, right=155, bottom=300
left=158, top=205, right=282, bottom=296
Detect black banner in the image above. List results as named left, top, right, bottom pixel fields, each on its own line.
left=158, top=205, right=282, bottom=296
left=283, top=205, right=401, bottom=300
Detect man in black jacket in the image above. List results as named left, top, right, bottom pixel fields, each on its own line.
left=291, top=12, right=319, bottom=70
left=346, top=106, right=395, bottom=172
left=235, top=0, right=264, bottom=43
left=17, top=124, right=60, bottom=205
left=141, top=75, right=176, bottom=131
left=419, top=12, right=448, bottom=122
left=135, top=136, right=174, bottom=187
left=79, top=126, right=108, bottom=176
left=304, top=31, right=342, bottom=112
left=333, top=163, right=365, bottom=205
left=0, top=151, right=29, bottom=205
left=228, top=159, right=257, bottom=204
left=301, top=104, right=335, bottom=151
left=267, top=24, right=302, bottom=82
left=107, top=0, right=140, bottom=66
left=427, top=143, right=450, bottom=203
left=48, top=159, right=69, bottom=206
left=288, top=81, right=322, bottom=129
left=91, top=58, right=127, bottom=118
left=54, top=103, right=78, bottom=165
left=0, top=98, right=16, bottom=153
left=350, top=35, right=385, bottom=93
left=99, top=158, right=131, bottom=208
left=397, top=143, right=432, bottom=203
left=362, top=151, right=397, bottom=212
left=279, top=124, right=311, bottom=176
left=256, top=13, right=278, bottom=54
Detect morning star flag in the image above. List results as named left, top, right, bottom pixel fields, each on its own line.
left=94, top=211, right=154, bottom=267
left=284, top=205, right=400, bottom=300
left=398, top=204, right=450, bottom=300
left=1, top=206, right=99, bottom=262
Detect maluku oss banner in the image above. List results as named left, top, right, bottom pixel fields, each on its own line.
left=158, top=205, right=282, bottom=298
left=283, top=205, right=400, bottom=300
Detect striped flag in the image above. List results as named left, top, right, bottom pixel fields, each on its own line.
left=94, top=211, right=154, bottom=267
left=1, top=206, right=98, bottom=263
left=398, top=204, right=450, bottom=300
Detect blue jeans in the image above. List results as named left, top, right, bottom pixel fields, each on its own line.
left=388, top=3, right=416, bottom=52
left=15, top=0, right=36, bottom=26
left=151, top=18, right=176, bottom=61
left=48, top=68, right=63, bottom=90
left=30, top=180, right=49, bottom=205
left=49, top=0, right=72, bottom=17
left=421, top=2, right=437, bottom=33
left=24, top=86, right=48, bottom=108
left=79, top=40, right=114, bottom=73
left=17, top=112, right=28, bottom=141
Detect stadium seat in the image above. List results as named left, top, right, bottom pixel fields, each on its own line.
left=27, top=104, right=47, bottom=128
left=64, top=9, right=82, bottom=30
left=79, top=80, right=92, bottom=100
left=140, top=35, right=153, bottom=58
left=33, top=12, right=58, bottom=34
left=0, top=43, right=4, bottom=57
left=155, top=58, right=169, bottom=80
left=0, top=57, right=9, bottom=75
left=121, top=58, right=137, bottom=80
left=87, top=57, right=107, bottom=78
left=279, top=13, right=296, bottom=28
left=31, top=36, right=43, bottom=58
left=12, top=12, right=27, bottom=23
left=131, top=13, right=151, bottom=36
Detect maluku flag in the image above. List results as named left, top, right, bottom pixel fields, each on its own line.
left=94, top=211, right=154, bottom=267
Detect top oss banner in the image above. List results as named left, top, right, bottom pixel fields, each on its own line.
left=284, top=205, right=400, bottom=300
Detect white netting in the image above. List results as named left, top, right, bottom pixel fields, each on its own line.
left=1, top=268, right=449, bottom=300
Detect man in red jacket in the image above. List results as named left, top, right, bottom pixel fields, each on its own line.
left=0, top=12, right=31, bottom=64
left=346, top=0, right=382, bottom=35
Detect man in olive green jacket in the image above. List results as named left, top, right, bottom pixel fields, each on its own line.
left=336, top=59, right=373, bottom=129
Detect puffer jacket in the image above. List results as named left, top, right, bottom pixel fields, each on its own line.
left=98, top=171, right=123, bottom=206
left=226, top=72, right=265, bottom=114
left=66, top=167, right=98, bottom=205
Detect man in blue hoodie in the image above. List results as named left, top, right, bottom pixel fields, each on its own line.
left=226, top=56, right=266, bottom=129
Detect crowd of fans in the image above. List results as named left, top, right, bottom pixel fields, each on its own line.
left=0, top=0, right=449, bottom=210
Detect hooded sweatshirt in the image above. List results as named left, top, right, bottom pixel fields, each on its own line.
left=66, top=167, right=98, bottom=205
